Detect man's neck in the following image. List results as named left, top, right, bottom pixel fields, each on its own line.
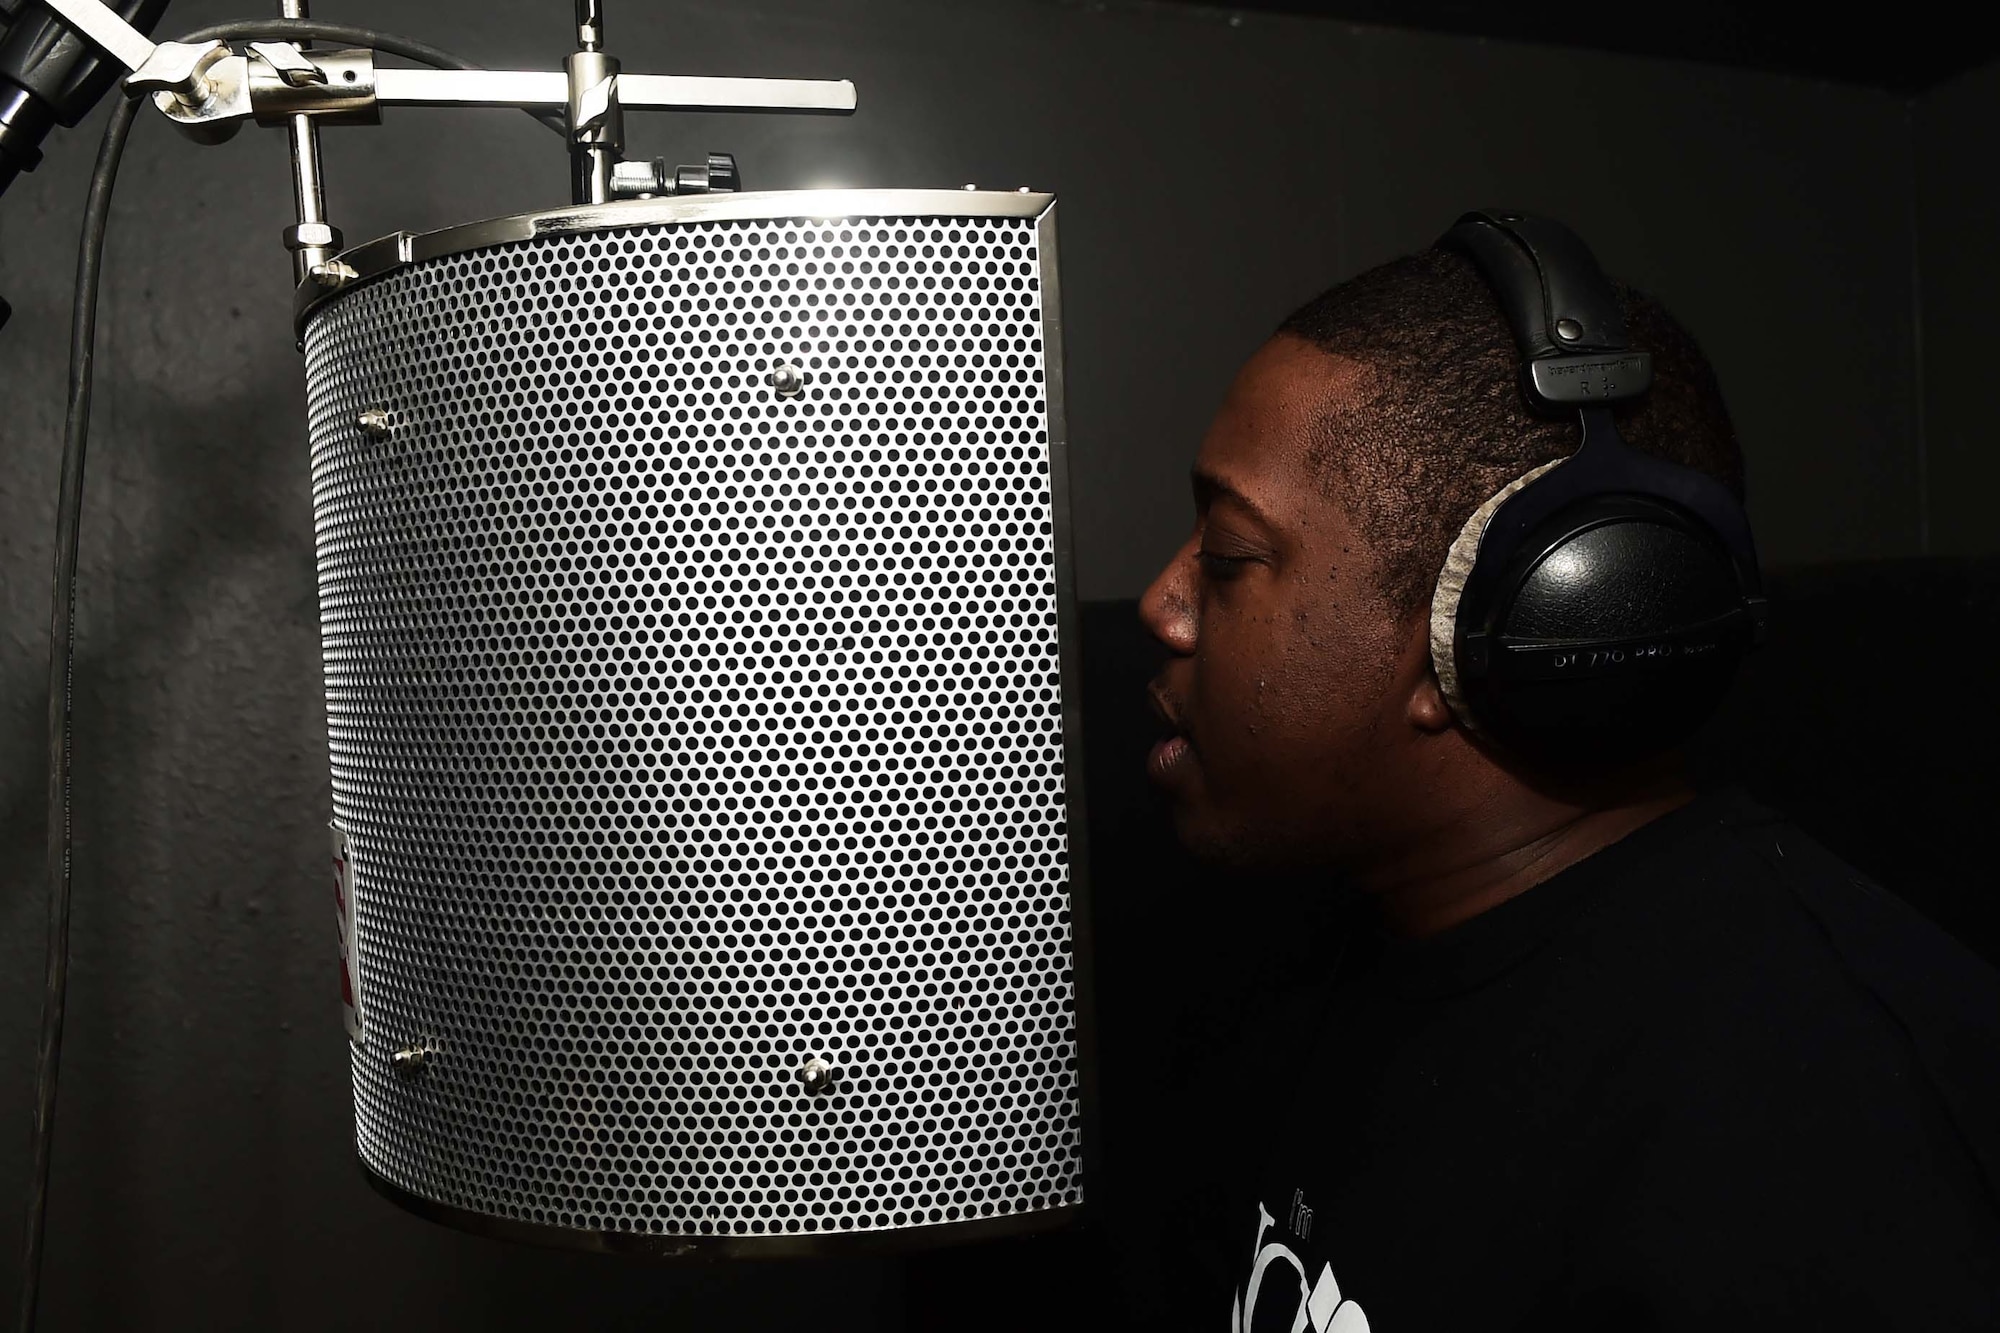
left=1362, top=777, right=1696, bottom=940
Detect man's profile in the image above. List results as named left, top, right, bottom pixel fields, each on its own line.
left=1137, top=226, right=2000, bottom=1329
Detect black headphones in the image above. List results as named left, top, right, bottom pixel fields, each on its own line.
left=1429, top=210, right=1766, bottom=765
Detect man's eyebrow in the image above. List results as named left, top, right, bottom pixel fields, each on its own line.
left=1191, top=467, right=1277, bottom=529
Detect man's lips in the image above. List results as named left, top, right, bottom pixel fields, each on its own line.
left=1145, top=680, right=1195, bottom=786
left=1147, top=734, right=1193, bottom=784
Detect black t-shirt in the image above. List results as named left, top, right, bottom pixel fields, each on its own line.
left=1216, top=787, right=2000, bottom=1331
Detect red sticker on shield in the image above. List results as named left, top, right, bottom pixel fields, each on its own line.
left=332, top=823, right=363, bottom=1046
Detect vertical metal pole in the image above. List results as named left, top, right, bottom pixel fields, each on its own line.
left=565, top=0, right=621, bottom=204
left=281, top=0, right=338, bottom=283
left=576, top=0, right=605, bottom=50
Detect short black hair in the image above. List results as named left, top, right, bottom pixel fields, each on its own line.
left=1276, top=246, right=1744, bottom=623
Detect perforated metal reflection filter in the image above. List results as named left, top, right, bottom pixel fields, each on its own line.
left=300, top=191, right=1089, bottom=1255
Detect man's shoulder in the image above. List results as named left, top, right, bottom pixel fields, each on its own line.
left=1576, top=786, right=2000, bottom=1209
left=1535, top=790, right=2000, bottom=1319
left=1653, top=787, right=1999, bottom=1013
left=1580, top=785, right=1999, bottom=1008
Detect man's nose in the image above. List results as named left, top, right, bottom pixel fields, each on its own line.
left=1138, top=535, right=1199, bottom=655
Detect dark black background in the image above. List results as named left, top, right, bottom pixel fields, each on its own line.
left=1166, top=0, right=1999, bottom=94
left=2, top=0, right=1996, bottom=1328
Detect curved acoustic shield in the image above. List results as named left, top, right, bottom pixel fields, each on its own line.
left=299, top=189, right=1090, bottom=1256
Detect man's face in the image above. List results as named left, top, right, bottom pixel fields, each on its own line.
left=1139, top=336, right=1429, bottom=872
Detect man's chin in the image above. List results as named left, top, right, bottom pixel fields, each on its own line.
left=1169, top=802, right=1301, bottom=873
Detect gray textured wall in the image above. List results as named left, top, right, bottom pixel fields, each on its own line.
left=0, top=0, right=1938, bottom=1328
left=1917, top=58, right=2000, bottom=557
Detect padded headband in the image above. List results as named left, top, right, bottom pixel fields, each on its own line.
left=1439, top=211, right=1654, bottom=410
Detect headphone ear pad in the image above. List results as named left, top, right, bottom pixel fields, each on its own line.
left=1429, top=459, right=1564, bottom=733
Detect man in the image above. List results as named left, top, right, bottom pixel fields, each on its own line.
left=1138, top=242, right=2000, bottom=1329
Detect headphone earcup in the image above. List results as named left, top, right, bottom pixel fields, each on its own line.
left=1454, top=495, right=1750, bottom=763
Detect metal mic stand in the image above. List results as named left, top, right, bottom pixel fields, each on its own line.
left=36, top=0, right=856, bottom=275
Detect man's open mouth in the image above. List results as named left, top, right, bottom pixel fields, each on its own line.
left=1145, top=680, right=1194, bottom=784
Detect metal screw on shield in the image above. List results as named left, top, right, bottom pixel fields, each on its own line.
left=766, top=362, right=805, bottom=397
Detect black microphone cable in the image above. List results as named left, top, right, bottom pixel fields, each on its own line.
left=20, top=20, right=562, bottom=1331
left=25, top=84, right=139, bottom=1333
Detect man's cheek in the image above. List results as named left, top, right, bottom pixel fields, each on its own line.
left=1201, top=696, right=1271, bottom=751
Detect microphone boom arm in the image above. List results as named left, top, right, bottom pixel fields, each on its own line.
left=35, top=0, right=855, bottom=118
left=132, top=57, right=858, bottom=127
left=30, top=0, right=858, bottom=273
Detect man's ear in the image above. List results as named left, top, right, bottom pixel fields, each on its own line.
left=1396, top=608, right=1458, bottom=733
left=1408, top=671, right=1456, bottom=733
left=1389, top=601, right=1453, bottom=733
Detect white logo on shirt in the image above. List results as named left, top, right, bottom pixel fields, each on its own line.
left=1289, top=1187, right=1315, bottom=1244
left=1232, top=1199, right=1370, bottom=1332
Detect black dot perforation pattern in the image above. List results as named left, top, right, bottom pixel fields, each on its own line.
left=301, top=209, right=1082, bottom=1241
